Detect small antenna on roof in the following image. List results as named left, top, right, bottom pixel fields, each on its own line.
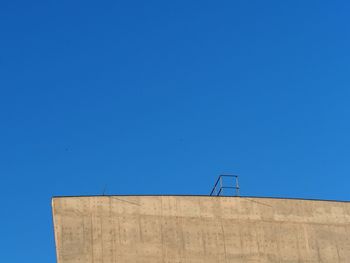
left=102, top=184, right=107, bottom=196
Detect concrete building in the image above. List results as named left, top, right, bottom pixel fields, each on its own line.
left=52, top=195, right=350, bottom=262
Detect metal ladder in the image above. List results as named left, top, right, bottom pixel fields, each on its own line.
left=210, top=174, right=240, bottom=196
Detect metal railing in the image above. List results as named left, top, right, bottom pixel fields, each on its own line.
left=210, top=175, right=240, bottom=196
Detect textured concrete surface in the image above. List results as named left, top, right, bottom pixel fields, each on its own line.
left=52, top=196, right=350, bottom=263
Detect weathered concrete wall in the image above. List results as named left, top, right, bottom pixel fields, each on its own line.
left=52, top=196, right=350, bottom=263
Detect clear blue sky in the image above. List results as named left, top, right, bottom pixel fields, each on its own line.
left=1, top=0, right=350, bottom=262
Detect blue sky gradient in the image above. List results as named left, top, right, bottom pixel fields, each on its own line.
left=1, top=0, right=350, bottom=262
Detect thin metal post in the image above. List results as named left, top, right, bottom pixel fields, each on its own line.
left=220, top=176, right=222, bottom=196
